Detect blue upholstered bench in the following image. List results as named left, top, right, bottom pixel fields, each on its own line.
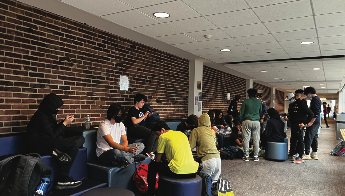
left=157, top=175, right=202, bottom=196
left=83, top=129, right=151, bottom=191
left=0, top=133, right=106, bottom=196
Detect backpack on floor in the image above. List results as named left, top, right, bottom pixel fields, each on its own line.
left=132, top=163, right=158, bottom=194
left=0, top=154, right=52, bottom=196
left=220, top=150, right=235, bottom=160
left=212, top=178, right=234, bottom=196
left=198, top=171, right=212, bottom=196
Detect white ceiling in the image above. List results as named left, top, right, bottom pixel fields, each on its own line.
left=61, top=0, right=345, bottom=93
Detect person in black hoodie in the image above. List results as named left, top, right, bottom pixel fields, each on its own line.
left=26, top=93, right=85, bottom=190
left=228, top=95, right=241, bottom=123
left=261, top=108, right=286, bottom=148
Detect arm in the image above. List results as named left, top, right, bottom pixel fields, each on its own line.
left=131, top=111, right=150, bottom=125
left=189, top=129, right=197, bottom=150
left=40, top=114, right=72, bottom=138
left=264, top=121, right=273, bottom=139
left=301, top=101, right=314, bottom=125
left=155, top=153, right=162, bottom=162
left=121, top=134, right=129, bottom=148
left=235, top=139, right=243, bottom=147
left=237, top=101, right=245, bottom=125
left=308, top=99, right=321, bottom=126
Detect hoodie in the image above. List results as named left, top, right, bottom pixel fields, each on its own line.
left=27, top=93, right=66, bottom=143
left=189, top=113, right=220, bottom=161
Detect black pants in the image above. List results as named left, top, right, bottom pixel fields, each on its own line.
left=127, top=126, right=157, bottom=154
left=290, top=123, right=304, bottom=158
left=30, top=136, right=85, bottom=181
left=304, top=122, right=320, bottom=154
left=147, top=161, right=196, bottom=195
left=216, top=133, right=224, bottom=150
left=324, top=113, right=329, bottom=127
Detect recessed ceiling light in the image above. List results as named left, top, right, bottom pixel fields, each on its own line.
left=321, top=87, right=326, bottom=88
left=261, top=70, right=267, bottom=73
left=313, top=68, right=320, bottom=70
left=153, top=12, right=170, bottom=18
left=220, top=49, right=231, bottom=52
left=301, top=41, right=314, bottom=45
left=274, top=78, right=279, bottom=79
left=320, top=84, right=324, bottom=85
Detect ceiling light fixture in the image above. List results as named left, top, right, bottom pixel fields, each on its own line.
left=153, top=12, right=170, bottom=18
left=313, top=68, right=320, bottom=70
left=320, top=84, right=324, bottom=85
left=321, top=87, right=326, bottom=88
left=274, top=78, right=279, bottom=79
left=301, top=41, right=314, bottom=45
left=220, top=49, right=231, bottom=52
left=261, top=70, right=267, bottom=73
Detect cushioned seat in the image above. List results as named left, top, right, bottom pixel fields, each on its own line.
left=265, top=138, right=288, bottom=161
left=156, top=175, right=202, bottom=196
left=81, top=187, right=134, bottom=196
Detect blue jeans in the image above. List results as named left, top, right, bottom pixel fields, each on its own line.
left=304, top=121, right=320, bottom=155
left=98, top=142, right=144, bottom=164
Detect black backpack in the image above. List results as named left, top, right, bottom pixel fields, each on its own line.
left=142, top=104, right=160, bottom=122
left=0, top=154, right=52, bottom=196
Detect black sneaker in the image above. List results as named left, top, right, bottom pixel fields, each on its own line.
left=134, top=154, right=147, bottom=162
left=51, top=148, right=72, bottom=163
left=111, top=160, right=130, bottom=168
left=55, top=177, right=82, bottom=190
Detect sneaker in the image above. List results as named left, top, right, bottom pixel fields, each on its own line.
left=293, top=157, right=304, bottom=164
left=302, top=154, right=312, bottom=160
left=55, top=177, right=82, bottom=190
left=311, top=154, right=318, bottom=160
left=326, top=126, right=330, bottom=128
left=134, top=154, right=147, bottom=162
left=254, top=156, right=259, bottom=162
left=51, top=148, right=71, bottom=163
left=243, top=156, right=249, bottom=162
left=291, top=153, right=299, bottom=161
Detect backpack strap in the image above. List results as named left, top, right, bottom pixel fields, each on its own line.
left=0, top=155, right=22, bottom=180
left=19, top=155, right=41, bottom=195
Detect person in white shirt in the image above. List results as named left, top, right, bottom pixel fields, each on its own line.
left=96, top=103, right=145, bottom=165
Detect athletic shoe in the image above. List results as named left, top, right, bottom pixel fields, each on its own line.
left=293, top=157, right=304, bottom=164
left=134, top=154, right=147, bottom=162
left=243, top=156, right=249, bottom=162
left=311, top=154, right=318, bottom=160
left=302, top=154, right=312, bottom=160
left=51, top=148, right=71, bottom=163
left=291, top=153, right=299, bottom=161
left=55, top=177, right=82, bottom=190
left=254, top=156, right=259, bottom=162
left=326, top=126, right=330, bottom=128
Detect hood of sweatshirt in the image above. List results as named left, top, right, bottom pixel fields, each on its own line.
left=38, top=93, right=64, bottom=116
left=198, top=113, right=211, bottom=127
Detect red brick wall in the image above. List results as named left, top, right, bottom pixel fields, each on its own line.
left=0, top=0, right=189, bottom=133
left=253, top=82, right=271, bottom=108
left=275, top=89, right=285, bottom=113
left=202, top=66, right=246, bottom=114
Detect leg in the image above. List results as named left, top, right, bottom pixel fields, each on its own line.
left=290, top=123, right=299, bottom=156
left=127, top=126, right=151, bottom=139
left=296, top=128, right=304, bottom=159
left=148, top=161, right=170, bottom=195
left=201, top=158, right=221, bottom=183
left=216, top=133, right=224, bottom=150
left=242, top=120, right=251, bottom=157
left=324, top=113, right=329, bottom=127
left=304, top=126, right=313, bottom=155
left=252, top=121, right=261, bottom=157
left=143, top=132, right=158, bottom=154
left=98, top=143, right=145, bottom=164
left=310, top=122, right=320, bottom=154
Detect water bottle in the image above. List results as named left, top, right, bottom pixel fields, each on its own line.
left=85, top=115, right=91, bottom=129
left=35, top=178, right=50, bottom=196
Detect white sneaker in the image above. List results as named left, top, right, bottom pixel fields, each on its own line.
left=302, top=154, right=312, bottom=160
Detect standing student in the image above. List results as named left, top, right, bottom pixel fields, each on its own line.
left=327, top=104, right=331, bottom=119
left=125, top=93, right=157, bottom=154
left=237, top=88, right=262, bottom=162
left=26, top=93, right=84, bottom=190
left=257, top=93, right=268, bottom=135
left=322, top=102, right=330, bottom=128
left=228, top=95, right=241, bottom=123
left=303, top=87, right=322, bottom=160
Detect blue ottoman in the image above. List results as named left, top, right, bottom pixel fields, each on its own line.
left=81, top=187, right=134, bottom=196
left=265, top=140, right=288, bottom=161
left=157, top=175, right=202, bottom=196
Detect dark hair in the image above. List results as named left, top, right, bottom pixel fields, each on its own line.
left=186, top=114, right=198, bottom=126
left=256, top=93, right=263, bottom=98
left=304, top=87, right=316, bottom=95
left=152, top=121, right=170, bottom=132
left=247, top=88, right=257, bottom=97
left=107, top=103, right=122, bottom=120
left=230, top=126, right=240, bottom=138
left=134, top=93, right=147, bottom=104
left=295, top=89, right=304, bottom=94
left=235, top=95, right=241, bottom=100
left=213, top=109, right=224, bottom=126
left=323, top=102, right=327, bottom=105
left=208, top=110, right=216, bottom=126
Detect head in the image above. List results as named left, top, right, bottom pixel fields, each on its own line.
left=152, top=121, right=170, bottom=138
left=234, top=95, right=241, bottom=102
left=186, top=114, right=198, bottom=128
left=198, top=113, right=211, bottom=127
left=286, top=93, right=295, bottom=104
left=134, top=93, right=147, bottom=108
left=267, top=108, right=280, bottom=120
left=39, top=93, right=64, bottom=116
left=294, top=89, right=304, bottom=100
left=323, top=102, right=327, bottom=106
left=107, top=103, right=123, bottom=123
left=208, top=110, right=216, bottom=126
left=247, top=88, right=258, bottom=98
left=304, top=87, right=316, bottom=99
left=256, top=93, right=263, bottom=100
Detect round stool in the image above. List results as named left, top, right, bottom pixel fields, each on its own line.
left=81, top=187, right=134, bottom=196
left=157, top=175, right=202, bottom=196
left=265, top=141, right=288, bottom=161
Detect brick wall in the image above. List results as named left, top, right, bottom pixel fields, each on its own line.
left=0, top=0, right=189, bottom=133
left=275, top=89, right=285, bottom=113
left=253, top=82, right=272, bottom=108
left=202, top=66, right=246, bottom=114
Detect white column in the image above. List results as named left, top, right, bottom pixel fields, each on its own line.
left=188, top=60, right=203, bottom=117
left=245, top=79, right=253, bottom=99
left=271, top=87, right=276, bottom=108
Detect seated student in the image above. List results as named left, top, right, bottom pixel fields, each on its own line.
left=229, top=126, right=243, bottom=147
left=176, top=114, right=198, bottom=135
left=261, top=108, right=287, bottom=148
left=96, top=103, right=145, bottom=165
left=125, top=93, right=157, bottom=154
left=148, top=121, right=199, bottom=196
left=213, top=109, right=231, bottom=133
left=189, top=113, right=221, bottom=184
left=26, top=93, right=85, bottom=190
left=208, top=110, right=224, bottom=150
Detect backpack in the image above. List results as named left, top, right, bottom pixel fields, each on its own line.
left=0, top=154, right=52, bottom=196
left=198, top=171, right=212, bottom=196
left=132, top=163, right=158, bottom=194
left=212, top=178, right=234, bottom=196
left=143, top=104, right=160, bottom=122
left=219, top=150, right=235, bottom=160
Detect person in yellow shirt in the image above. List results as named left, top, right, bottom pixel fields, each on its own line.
left=147, top=121, right=199, bottom=196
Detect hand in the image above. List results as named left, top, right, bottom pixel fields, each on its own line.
left=283, top=118, right=289, bottom=121
left=260, top=119, right=263, bottom=123
left=299, top=123, right=304, bottom=129
left=127, top=147, right=138, bottom=155
left=237, top=125, right=241, bottom=130
left=220, top=125, right=225, bottom=129
left=307, top=122, right=313, bottom=127
left=144, top=111, right=150, bottom=118
left=63, top=115, right=74, bottom=125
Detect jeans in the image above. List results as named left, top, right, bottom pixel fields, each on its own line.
left=242, top=120, right=260, bottom=157
left=290, top=123, right=304, bottom=158
left=201, top=158, right=221, bottom=183
left=304, top=122, right=320, bottom=154
left=98, top=142, right=145, bottom=164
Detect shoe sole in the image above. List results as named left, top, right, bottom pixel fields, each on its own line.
left=55, top=183, right=82, bottom=190
left=51, top=149, right=72, bottom=163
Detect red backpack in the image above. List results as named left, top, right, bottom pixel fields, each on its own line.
left=133, top=163, right=158, bottom=194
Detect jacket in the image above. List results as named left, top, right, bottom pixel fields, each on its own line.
left=288, top=99, right=313, bottom=124
left=26, top=93, right=66, bottom=143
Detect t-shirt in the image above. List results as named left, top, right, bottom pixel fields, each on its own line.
left=126, top=106, right=146, bottom=127
left=96, top=119, right=126, bottom=157
left=157, top=131, right=199, bottom=174
left=229, top=135, right=240, bottom=147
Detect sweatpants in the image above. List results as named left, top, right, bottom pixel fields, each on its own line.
left=30, top=136, right=85, bottom=181
left=98, top=142, right=145, bottom=164
left=127, top=126, right=158, bottom=154
left=304, top=121, right=320, bottom=155
left=201, top=158, right=221, bottom=183
left=242, top=120, right=260, bottom=157
left=290, top=123, right=304, bottom=158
